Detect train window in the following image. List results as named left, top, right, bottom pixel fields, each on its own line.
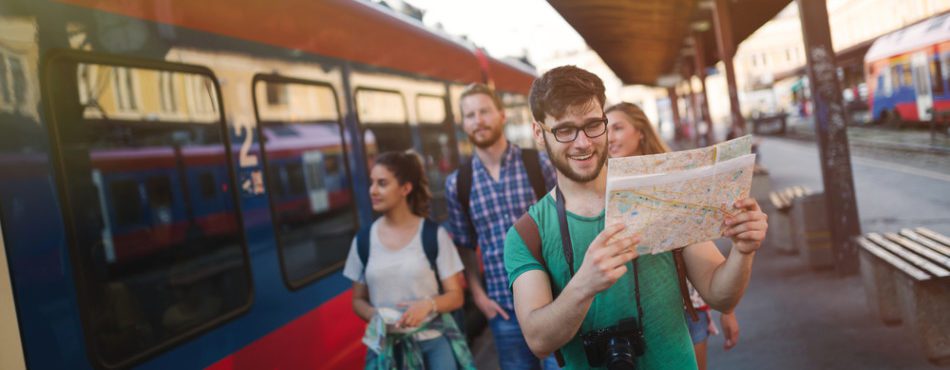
left=931, top=59, right=945, bottom=95
left=47, top=57, right=251, bottom=369
left=253, top=77, right=357, bottom=288
left=415, top=95, right=453, bottom=221
left=356, top=88, right=412, bottom=164
left=417, top=94, right=447, bottom=124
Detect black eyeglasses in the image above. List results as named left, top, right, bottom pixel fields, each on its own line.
left=544, top=116, right=608, bottom=143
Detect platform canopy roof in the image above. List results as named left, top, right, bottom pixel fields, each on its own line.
left=548, top=0, right=792, bottom=86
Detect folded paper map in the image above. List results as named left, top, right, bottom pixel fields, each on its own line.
left=605, top=136, right=755, bottom=255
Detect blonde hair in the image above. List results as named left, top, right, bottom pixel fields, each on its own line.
left=605, top=102, right=670, bottom=155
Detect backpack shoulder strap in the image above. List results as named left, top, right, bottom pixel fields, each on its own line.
left=357, top=225, right=372, bottom=273
left=422, top=219, right=440, bottom=273
left=512, top=212, right=565, bottom=366
left=456, top=159, right=477, bottom=239
left=673, top=247, right=699, bottom=322
left=421, top=218, right=444, bottom=291
left=520, top=148, right=547, bottom=201
left=513, top=213, right=546, bottom=271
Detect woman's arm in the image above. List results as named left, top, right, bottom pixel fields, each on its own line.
left=352, top=282, right=375, bottom=322
left=433, top=272, right=465, bottom=312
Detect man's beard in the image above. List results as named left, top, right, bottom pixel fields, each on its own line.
left=542, top=134, right=607, bottom=183
left=468, top=125, right=504, bottom=149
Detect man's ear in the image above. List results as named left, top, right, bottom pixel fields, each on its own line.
left=532, top=120, right=546, bottom=149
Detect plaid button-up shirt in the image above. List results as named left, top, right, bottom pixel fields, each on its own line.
left=445, top=144, right=557, bottom=311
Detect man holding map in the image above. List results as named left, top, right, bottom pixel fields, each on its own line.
left=503, top=65, right=768, bottom=370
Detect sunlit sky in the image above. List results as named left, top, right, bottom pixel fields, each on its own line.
left=402, top=0, right=588, bottom=63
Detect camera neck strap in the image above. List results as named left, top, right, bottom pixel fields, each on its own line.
left=555, top=186, right=645, bottom=324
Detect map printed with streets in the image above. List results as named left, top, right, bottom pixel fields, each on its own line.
left=605, top=136, right=755, bottom=255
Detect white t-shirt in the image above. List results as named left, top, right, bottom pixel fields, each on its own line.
left=343, top=218, right=464, bottom=339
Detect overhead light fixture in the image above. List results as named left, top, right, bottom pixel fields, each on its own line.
left=691, top=20, right=711, bottom=32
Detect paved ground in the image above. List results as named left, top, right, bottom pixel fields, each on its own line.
left=704, top=137, right=949, bottom=370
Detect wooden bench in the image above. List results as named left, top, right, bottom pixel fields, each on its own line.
left=751, top=112, right=788, bottom=135
left=857, top=227, right=950, bottom=363
left=768, top=185, right=809, bottom=212
left=766, top=186, right=810, bottom=254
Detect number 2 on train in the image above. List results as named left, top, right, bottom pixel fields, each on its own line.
left=235, top=124, right=259, bottom=168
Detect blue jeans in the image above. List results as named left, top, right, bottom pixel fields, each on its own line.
left=489, top=308, right=560, bottom=370
left=364, top=335, right=458, bottom=369
left=685, top=309, right=711, bottom=345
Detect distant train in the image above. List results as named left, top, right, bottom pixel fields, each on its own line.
left=866, top=12, right=950, bottom=125
left=0, top=0, right=537, bottom=369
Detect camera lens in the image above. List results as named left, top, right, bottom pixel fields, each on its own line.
left=606, top=337, right=637, bottom=370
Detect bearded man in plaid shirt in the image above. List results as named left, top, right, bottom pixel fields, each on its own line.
left=445, top=83, right=558, bottom=370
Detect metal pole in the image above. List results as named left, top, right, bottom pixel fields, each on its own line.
left=693, top=32, right=715, bottom=145
left=712, top=0, right=746, bottom=137
left=683, top=69, right=699, bottom=145
left=796, top=0, right=862, bottom=275
left=668, top=87, right=682, bottom=140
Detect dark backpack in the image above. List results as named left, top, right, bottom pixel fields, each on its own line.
left=356, top=218, right=465, bottom=329
left=455, top=147, right=547, bottom=240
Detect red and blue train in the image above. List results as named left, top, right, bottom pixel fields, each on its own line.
left=0, top=0, right=536, bottom=369
left=865, top=12, right=950, bottom=124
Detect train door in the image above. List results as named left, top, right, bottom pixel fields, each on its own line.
left=912, top=51, right=934, bottom=120
left=0, top=219, right=26, bottom=370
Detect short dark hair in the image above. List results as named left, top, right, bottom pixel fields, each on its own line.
left=374, top=151, right=431, bottom=217
left=459, top=83, right=504, bottom=113
left=529, top=65, right=606, bottom=123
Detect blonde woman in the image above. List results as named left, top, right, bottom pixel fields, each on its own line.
left=606, top=102, right=740, bottom=370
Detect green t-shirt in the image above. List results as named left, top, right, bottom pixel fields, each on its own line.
left=504, top=195, right=697, bottom=370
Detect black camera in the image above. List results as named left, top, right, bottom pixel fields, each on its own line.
left=581, top=318, right=645, bottom=370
